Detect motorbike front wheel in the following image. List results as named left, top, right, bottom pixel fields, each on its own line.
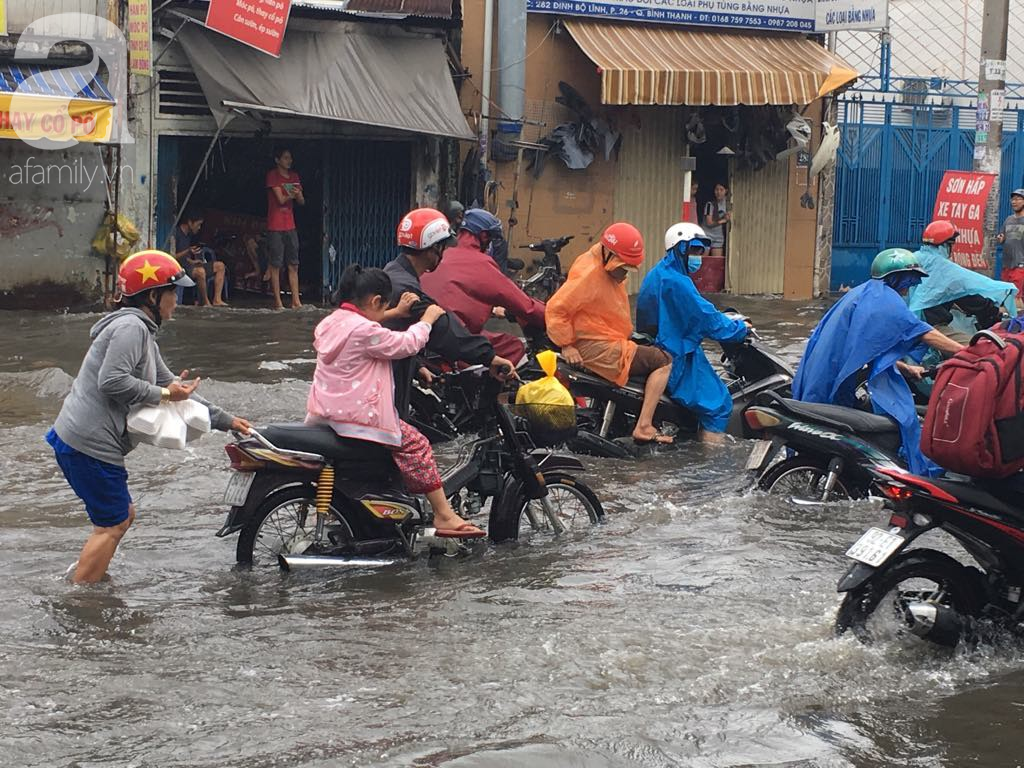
left=835, top=549, right=986, bottom=647
left=758, top=456, right=861, bottom=502
left=488, top=472, right=604, bottom=543
left=236, top=485, right=355, bottom=567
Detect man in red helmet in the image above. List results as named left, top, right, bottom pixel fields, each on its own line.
left=909, top=219, right=1017, bottom=344
left=384, top=208, right=518, bottom=418
left=46, top=251, right=252, bottom=584
left=546, top=222, right=674, bottom=444
left=420, top=208, right=546, bottom=364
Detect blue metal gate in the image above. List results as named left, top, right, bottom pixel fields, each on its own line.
left=832, top=94, right=1024, bottom=289
left=322, top=140, right=412, bottom=301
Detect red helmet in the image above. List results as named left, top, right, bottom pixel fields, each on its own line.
left=396, top=208, right=456, bottom=250
left=601, top=222, right=644, bottom=266
left=118, top=250, right=194, bottom=297
left=922, top=220, right=959, bottom=246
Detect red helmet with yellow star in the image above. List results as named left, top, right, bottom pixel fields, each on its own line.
left=118, top=250, right=194, bottom=297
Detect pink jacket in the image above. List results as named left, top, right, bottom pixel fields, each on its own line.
left=306, top=305, right=431, bottom=447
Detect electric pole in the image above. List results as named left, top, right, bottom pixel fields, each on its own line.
left=974, top=0, right=1010, bottom=275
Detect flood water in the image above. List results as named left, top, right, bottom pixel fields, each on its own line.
left=3, top=297, right=1024, bottom=768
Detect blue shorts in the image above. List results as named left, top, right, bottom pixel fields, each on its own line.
left=46, top=429, right=132, bottom=528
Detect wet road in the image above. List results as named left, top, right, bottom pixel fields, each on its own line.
left=3, top=298, right=1024, bottom=767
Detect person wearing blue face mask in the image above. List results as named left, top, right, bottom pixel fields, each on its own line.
left=792, top=248, right=964, bottom=475
left=636, top=222, right=749, bottom=443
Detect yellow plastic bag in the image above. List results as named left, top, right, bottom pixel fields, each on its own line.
left=91, top=212, right=141, bottom=260
left=515, top=350, right=577, bottom=446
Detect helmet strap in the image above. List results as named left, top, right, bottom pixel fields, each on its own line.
left=145, top=289, right=163, bottom=327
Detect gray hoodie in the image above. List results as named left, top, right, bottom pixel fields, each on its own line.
left=51, top=308, right=235, bottom=466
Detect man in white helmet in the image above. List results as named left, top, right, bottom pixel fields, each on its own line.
left=636, top=223, right=749, bottom=442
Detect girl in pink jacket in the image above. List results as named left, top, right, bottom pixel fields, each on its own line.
left=306, top=265, right=485, bottom=538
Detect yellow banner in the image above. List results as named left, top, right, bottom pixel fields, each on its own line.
left=0, top=0, right=7, bottom=37
left=128, top=0, right=152, bottom=76
left=0, top=93, right=114, bottom=143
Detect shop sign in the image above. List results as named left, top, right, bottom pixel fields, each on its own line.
left=933, top=170, right=996, bottom=269
left=128, top=0, right=152, bottom=76
left=526, top=0, right=816, bottom=32
left=205, top=0, right=293, bottom=57
left=813, top=0, right=886, bottom=31
left=528, top=0, right=886, bottom=32
left=0, top=1, right=6, bottom=37
left=0, top=98, right=114, bottom=144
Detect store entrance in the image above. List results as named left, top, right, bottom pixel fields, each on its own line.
left=691, top=143, right=731, bottom=232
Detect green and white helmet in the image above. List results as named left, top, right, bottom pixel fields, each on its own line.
left=870, top=248, right=929, bottom=280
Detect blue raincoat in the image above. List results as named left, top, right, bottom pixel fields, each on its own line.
left=908, top=243, right=1018, bottom=319
left=792, top=279, right=939, bottom=475
left=636, top=253, right=747, bottom=432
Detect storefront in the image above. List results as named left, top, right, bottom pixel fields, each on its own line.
left=146, top=9, right=471, bottom=303
left=459, top=1, right=858, bottom=298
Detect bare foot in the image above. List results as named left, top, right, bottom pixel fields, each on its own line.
left=433, top=508, right=471, bottom=530
left=700, top=430, right=729, bottom=445
left=272, top=303, right=285, bottom=311
left=633, top=425, right=673, bottom=444
left=212, top=301, right=229, bottom=307
left=291, top=302, right=303, bottom=310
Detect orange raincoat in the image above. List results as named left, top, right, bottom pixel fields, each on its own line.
left=545, top=243, right=637, bottom=386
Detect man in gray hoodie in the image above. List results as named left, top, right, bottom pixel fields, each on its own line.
left=46, top=250, right=251, bottom=584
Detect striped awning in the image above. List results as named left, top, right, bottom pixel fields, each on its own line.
left=0, top=63, right=115, bottom=143
left=565, top=20, right=859, bottom=107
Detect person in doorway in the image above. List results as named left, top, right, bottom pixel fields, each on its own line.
left=307, top=265, right=485, bottom=538
left=266, top=146, right=305, bottom=310
left=636, top=223, right=749, bottom=443
left=420, top=208, right=546, bottom=364
left=909, top=219, right=1017, bottom=345
left=46, top=250, right=251, bottom=584
left=703, top=183, right=731, bottom=260
left=792, top=248, right=964, bottom=475
left=546, top=222, right=674, bottom=445
left=685, top=181, right=700, bottom=226
left=383, top=208, right=518, bottom=417
left=998, top=188, right=1024, bottom=305
left=172, top=208, right=227, bottom=306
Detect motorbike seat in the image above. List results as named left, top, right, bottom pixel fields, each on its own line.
left=778, top=398, right=899, bottom=434
left=931, top=475, right=1021, bottom=520
left=258, top=423, right=393, bottom=464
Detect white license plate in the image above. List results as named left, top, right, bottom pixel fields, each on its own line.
left=845, top=527, right=904, bottom=567
left=223, top=471, right=256, bottom=507
left=745, top=439, right=773, bottom=470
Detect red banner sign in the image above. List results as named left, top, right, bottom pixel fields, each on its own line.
left=205, top=0, right=292, bottom=57
left=932, top=170, right=997, bottom=269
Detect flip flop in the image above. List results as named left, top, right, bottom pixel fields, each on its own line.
left=434, top=522, right=487, bottom=539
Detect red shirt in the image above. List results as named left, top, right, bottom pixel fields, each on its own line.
left=266, top=168, right=301, bottom=231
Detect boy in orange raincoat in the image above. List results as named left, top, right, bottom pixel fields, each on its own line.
left=545, top=222, right=673, bottom=444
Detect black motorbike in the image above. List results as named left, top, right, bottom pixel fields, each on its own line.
left=217, top=370, right=603, bottom=570
left=560, top=324, right=794, bottom=459
left=516, top=235, right=573, bottom=302
left=835, top=464, right=1024, bottom=648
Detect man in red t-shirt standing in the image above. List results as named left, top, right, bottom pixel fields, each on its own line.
left=266, top=146, right=305, bottom=309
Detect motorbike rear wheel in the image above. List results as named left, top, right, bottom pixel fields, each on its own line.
left=236, top=485, right=355, bottom=567
left=758, top=456, right=861, bottom=502
left=488, top=472, right=604, bottom=543
left=835, top=549, right=986, bottom=647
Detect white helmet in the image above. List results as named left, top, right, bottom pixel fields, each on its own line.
left=664, top=222, right=710, bottom=252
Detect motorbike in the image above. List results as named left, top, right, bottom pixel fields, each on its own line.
left=746, top=364, right=941, bottom=501
left=559, top=321, right=794, bottom=459
left=834, top=463, right=1024, bottom=648
left=216, top=369, right=603, bottom=570
left=516, top=235, right=573, bottom=302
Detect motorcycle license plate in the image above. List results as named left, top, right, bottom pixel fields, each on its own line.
left=222, top=471, right=256, bottom=507
left=745, top=440, right=773, bottom=471
left=845, top=527, right=903, bottom=567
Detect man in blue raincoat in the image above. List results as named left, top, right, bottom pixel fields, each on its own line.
left=636, top=222, right=748, bottom=443
left=908, top=219, right=1017, bottom=344
left=792, top=249, right=964, bottom=475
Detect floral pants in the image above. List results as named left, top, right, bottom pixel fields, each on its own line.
left=393, top=420, right=442, bottom=494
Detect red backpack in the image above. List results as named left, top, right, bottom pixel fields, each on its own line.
left=921, top=330, right=1024, bottom=478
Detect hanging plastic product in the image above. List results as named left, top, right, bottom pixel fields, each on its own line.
left=514, top=349, right=577, bottom=447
